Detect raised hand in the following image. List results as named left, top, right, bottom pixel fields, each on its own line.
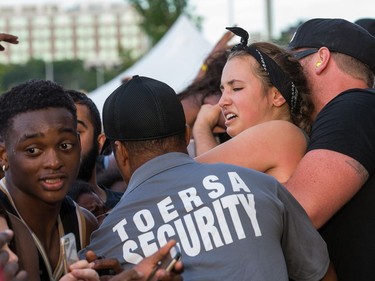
left=0, top=33, right=19, bottom=51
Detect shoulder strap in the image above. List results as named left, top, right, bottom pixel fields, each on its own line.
left=7, top=212, right=41, bottom=281
left=60, top=196, right=87, bottom=250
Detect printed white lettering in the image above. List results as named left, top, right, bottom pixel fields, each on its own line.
left=212, top=199, right=233, bottom=244
left=194, top=206, right=224, bottom=251
left=117, top=172, right=263, bottom=264
left=138, top=232, right=158, bottom=257
left=228, top=172, right=251, bottom=192
left=174, top=216, right=201, bottom=257
left=122, top=240, right=143, bottom=264
left=202, top=175, right=225, bottom=199
left=134, top=209, right=154, bottom=232
left=238, top=194, right=262, bottom=237
left=220, top=195, right=246, bottom=240
left=157, top=196, right=178, bottom=223
left=178, top=187, right=203, bottom=212
left=156, top=224, right=176, bottom=246
left=112, top=218, right=128, bottom=242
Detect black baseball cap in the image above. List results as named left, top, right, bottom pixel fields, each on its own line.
left=289, top=18, right=375, bottom=73
left=102, top=75, right=186, bottom=143
left=355, top=18, right=375, bottom=36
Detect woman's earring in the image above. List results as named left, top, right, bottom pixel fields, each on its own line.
left=2, top=165, right=5, bottom=171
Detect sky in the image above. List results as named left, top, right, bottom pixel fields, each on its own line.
left=3, top=0, right=375, bottom=44
left=189, top=0, right=375, bottom=43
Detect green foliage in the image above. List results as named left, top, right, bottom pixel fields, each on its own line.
left=0, top=59, right=45, bottom=92
left=0, top=59, right=125, bottom=94
left=128, top=0, right=198, bottom=45
left=118, top=45, right=138, bottom=70
left=0, top=0, right=200, bottom=93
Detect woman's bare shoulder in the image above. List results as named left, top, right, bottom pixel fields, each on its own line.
left=196, top=120, right=307, bottom=177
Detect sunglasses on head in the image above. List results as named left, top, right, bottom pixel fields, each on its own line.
left=292, top=48, right=319, bottom=60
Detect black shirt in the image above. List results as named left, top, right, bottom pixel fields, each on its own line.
left=309, top=88, right=375, bottom=281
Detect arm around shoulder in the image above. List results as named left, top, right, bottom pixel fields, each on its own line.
left=196, top=120, right=307, bottom=183
left=284, top=149, right=367, bottom=228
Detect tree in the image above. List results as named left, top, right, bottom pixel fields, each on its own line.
left=0, top=59, right=121, bottom=93
left=128, top=0, right=201, bottom=45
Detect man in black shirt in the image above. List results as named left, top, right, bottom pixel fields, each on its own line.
left=286, top=18, right=375, bottom=281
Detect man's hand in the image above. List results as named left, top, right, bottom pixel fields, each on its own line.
left=60, top=260, right=99, bottom=281
left=0, top=230, right=28, bottom=281
left=108, top=240, right=183, bottom=281
left=135, top=240, right=183, bottom=281
left=0, top=33, right=19, bottom=51
left=85, top=250, right=123, bottom=280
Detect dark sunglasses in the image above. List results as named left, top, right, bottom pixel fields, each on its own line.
left=292, top=48, right=319, bottom=60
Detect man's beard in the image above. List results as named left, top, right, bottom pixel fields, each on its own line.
left=77, top=142, right=99, bottom=182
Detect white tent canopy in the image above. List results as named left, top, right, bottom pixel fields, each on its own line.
left=88, top=15, right=213, bottom=116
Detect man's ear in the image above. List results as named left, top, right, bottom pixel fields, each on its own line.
left=315, top=47, right=330, bottom=75
left=97, top=133, right=106, bottom=154
left=113, top=140, right=132, bottom=184
left=113, top=141, right=128, bottom=168
left=272, top=88, right=287, bottom=107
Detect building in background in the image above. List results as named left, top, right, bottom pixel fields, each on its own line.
left=0, top=1, right=149, bottom=67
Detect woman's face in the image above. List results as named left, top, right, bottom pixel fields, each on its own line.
left=220, top=55, right=275, bottom=137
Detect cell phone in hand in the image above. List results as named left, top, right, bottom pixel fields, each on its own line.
left=60, top=232, right=79, bottom=274
left=147, top=245, right=181, bottom=281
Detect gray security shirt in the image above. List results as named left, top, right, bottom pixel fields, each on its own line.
left=81, top=152, right=329, bottom=281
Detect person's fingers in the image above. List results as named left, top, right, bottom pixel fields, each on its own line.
left=85, top=250, right=99, bottom=263
left=0, top=229, right=13, bottom=247
left=132, top=240, right=178, bottom=280
left=85, top=251, right=122, bottom=274
left=172, top=260, right=183, bottom=273
left=154, top=269, right=183, bottom=281
left=221, top=30, right=235, bottom=42
left=155, top=259, right=184, bottom=279
left=85, top=251, right=123, bottom=273
left=212, top=30, right=235, bottom=51
left=0, top=33, right=19, bottom=44
left=15, top=270, right=28, bottom=281
left=0, top=33, right=19, bottom=51
left=92, top=258, right=123, bottom=274
left=70, top=268, right=99, bottom=281
left=2, top=261, right=21, bottom=280
left=69, top=259, right=91, bottom=270
left=148, top=240, right=177, bottom=262
left=0, top=231, right=13, bottom=268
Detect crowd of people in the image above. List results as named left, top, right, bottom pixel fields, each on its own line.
left=0, top=16, right=374, bottom=281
